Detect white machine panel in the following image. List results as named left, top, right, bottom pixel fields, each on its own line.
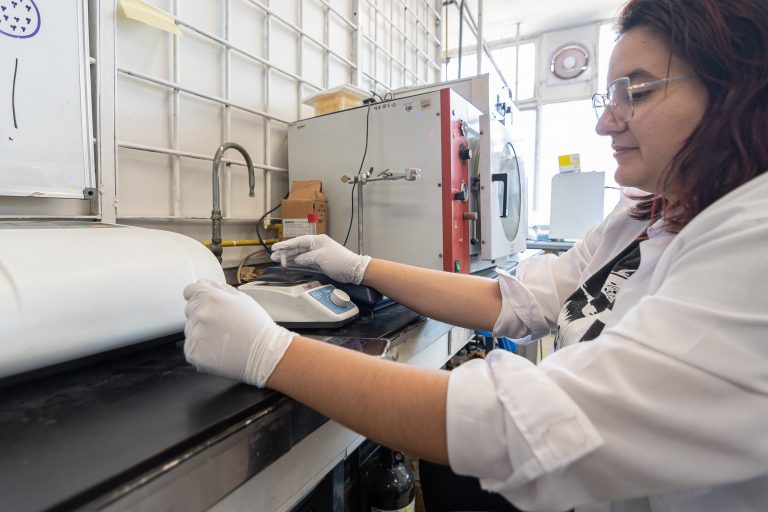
left=393, top=73, right=516, bottom=127
left=238, top=280, right=358, bottom=328
left=288, top=90, right=463, bottom=271
left=478, top=115, right=527, bottom=260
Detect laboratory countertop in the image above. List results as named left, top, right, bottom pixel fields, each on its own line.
left=0, top=303, right=422, bottom=512
left=0, top=253, right=540, bottom=512
left=526, top=239, right=575, bottom=252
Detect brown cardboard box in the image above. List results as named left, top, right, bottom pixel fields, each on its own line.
left=280, top=180, right=328, bottom=239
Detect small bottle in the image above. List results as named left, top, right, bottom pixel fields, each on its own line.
left=364, top=448, right=415, bottom=512
left=307, top=212, right=318, bottom=235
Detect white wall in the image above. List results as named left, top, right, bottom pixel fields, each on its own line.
left=0, top=0, right=441, bottom=267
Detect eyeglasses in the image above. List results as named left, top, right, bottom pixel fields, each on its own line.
left=592, top=75, right=688, bottom=122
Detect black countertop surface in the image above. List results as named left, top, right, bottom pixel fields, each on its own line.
left=0, top=303, right=422, bottom=511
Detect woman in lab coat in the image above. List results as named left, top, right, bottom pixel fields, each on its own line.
left=182, top=0, right=768, bottom=510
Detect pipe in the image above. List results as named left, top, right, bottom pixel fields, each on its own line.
left=357, top=174, right=364, bottom=255
left=210, top=142, right=256, bottom=262
left=202, top=239, right=279, bottom=247
left=476, top=0, right=483, bottom=74
left=457, top=0, right=464, bottom=79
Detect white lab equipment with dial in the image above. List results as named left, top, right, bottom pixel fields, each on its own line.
left=238, top=271, right=359, bottom=329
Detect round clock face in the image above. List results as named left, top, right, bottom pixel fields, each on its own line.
left=550, top=43, right=590, bottom=80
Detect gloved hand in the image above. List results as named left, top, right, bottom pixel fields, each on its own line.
left=270, top=234, right=372, bottom=284
left=183, top=279, right=297, bottom=387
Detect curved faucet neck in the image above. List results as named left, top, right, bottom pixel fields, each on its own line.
left=212, top=142, right=256, bottom=211
left=210, top=142, right=257, bottom=263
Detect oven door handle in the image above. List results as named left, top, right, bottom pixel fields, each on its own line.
left=491, top=173, right=509, bottom=218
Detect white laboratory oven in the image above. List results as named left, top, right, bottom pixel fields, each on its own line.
left=287, top=88, right=526, bottom=273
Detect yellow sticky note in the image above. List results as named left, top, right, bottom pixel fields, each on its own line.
left=120, top=0, right=182, bottom=36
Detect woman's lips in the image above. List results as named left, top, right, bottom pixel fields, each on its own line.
left=613, top=145, right=638, bottom=159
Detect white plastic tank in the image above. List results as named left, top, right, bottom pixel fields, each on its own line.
left=0, top=222, right=225, bottom=379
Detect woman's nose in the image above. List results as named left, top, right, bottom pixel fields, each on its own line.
left=595, top=107, right=626, bottom=136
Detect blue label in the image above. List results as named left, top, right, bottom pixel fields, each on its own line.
left=308, top=285, right=356, bottom=313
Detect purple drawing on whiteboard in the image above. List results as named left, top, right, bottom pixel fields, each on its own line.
left=2, top=0, right=40, bottom=132
left=0, top=0, right=41, bottom=38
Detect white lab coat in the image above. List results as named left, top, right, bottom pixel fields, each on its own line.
left=446, top=172, right=768, bottom=511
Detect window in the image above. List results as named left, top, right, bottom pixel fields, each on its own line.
left=443, top=51, right=477, bottom=81
left=490, top=42, right=535, bottom=101
left=516, top=109, right=537, bottom=214
left=598, top=22, right=619, bottom=92
left=535, top=100, right=617, bottom=226
left=516, top=43, right=536, bottom=101
left=529, top=22, right=620, bottom=229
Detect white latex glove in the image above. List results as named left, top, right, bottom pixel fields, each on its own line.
left=183, top=279, right=297, bottom=387
left=270, top=234, right=372, bottom=285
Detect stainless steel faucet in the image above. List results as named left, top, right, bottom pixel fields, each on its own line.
left=210, top=142, right=255, bottom=263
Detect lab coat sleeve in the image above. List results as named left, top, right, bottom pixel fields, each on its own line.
left=448, top=197, right=768, bottom=510
left=492, top=206, right=615, bottom=339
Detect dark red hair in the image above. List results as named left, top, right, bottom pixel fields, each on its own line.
left=617, top=0, right=768, bottom=231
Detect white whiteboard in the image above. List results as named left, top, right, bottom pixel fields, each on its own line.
left=0, top=0, right=94, bottom=198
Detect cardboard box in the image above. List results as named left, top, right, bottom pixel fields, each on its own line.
left=281, top=180, right=328, bottom=238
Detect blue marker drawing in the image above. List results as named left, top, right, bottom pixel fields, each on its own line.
left=1, top=0, right=41, bottom=133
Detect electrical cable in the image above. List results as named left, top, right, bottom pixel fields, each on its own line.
left=256, top=192, right=289, bottom=255
left=343, top=105, right=372, bottom=248
left=343, top=180, right=358, bottom=248
left=236, top=191, right=291, bottom=284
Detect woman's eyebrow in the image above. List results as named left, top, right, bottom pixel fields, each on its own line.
left=625, top=68, right=658, bottom=82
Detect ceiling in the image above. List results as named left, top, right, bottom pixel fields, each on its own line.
left=444, top=0, right=627, bottom=48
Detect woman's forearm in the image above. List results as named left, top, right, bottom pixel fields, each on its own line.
left=362, top=258, right=503, bottom=332
left=267, top=335, right=450, bottom=464
left=266, top=258, right=502, bottom=463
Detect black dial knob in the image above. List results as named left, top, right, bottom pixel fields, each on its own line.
left=459, top=144, right=472, bottom=163
left=453, top=182, right=469, bottom=202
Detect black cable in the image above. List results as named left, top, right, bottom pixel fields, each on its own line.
left=343, top=105, right=372, bottom=248
left=257, top=192, right=289, bottom=254
left=343, top=181, right=357, bottom=248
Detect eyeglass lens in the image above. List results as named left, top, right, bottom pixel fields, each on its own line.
left=593, top=78, right=632, bottom=122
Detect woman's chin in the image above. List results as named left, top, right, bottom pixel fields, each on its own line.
left=614, top=166, right=650, bottom=192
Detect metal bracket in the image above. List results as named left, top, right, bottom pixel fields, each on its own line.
left=83, top=187, right=98, bottom=200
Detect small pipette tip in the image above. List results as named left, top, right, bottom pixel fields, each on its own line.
left=280, top=252, right=287, bottom=272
